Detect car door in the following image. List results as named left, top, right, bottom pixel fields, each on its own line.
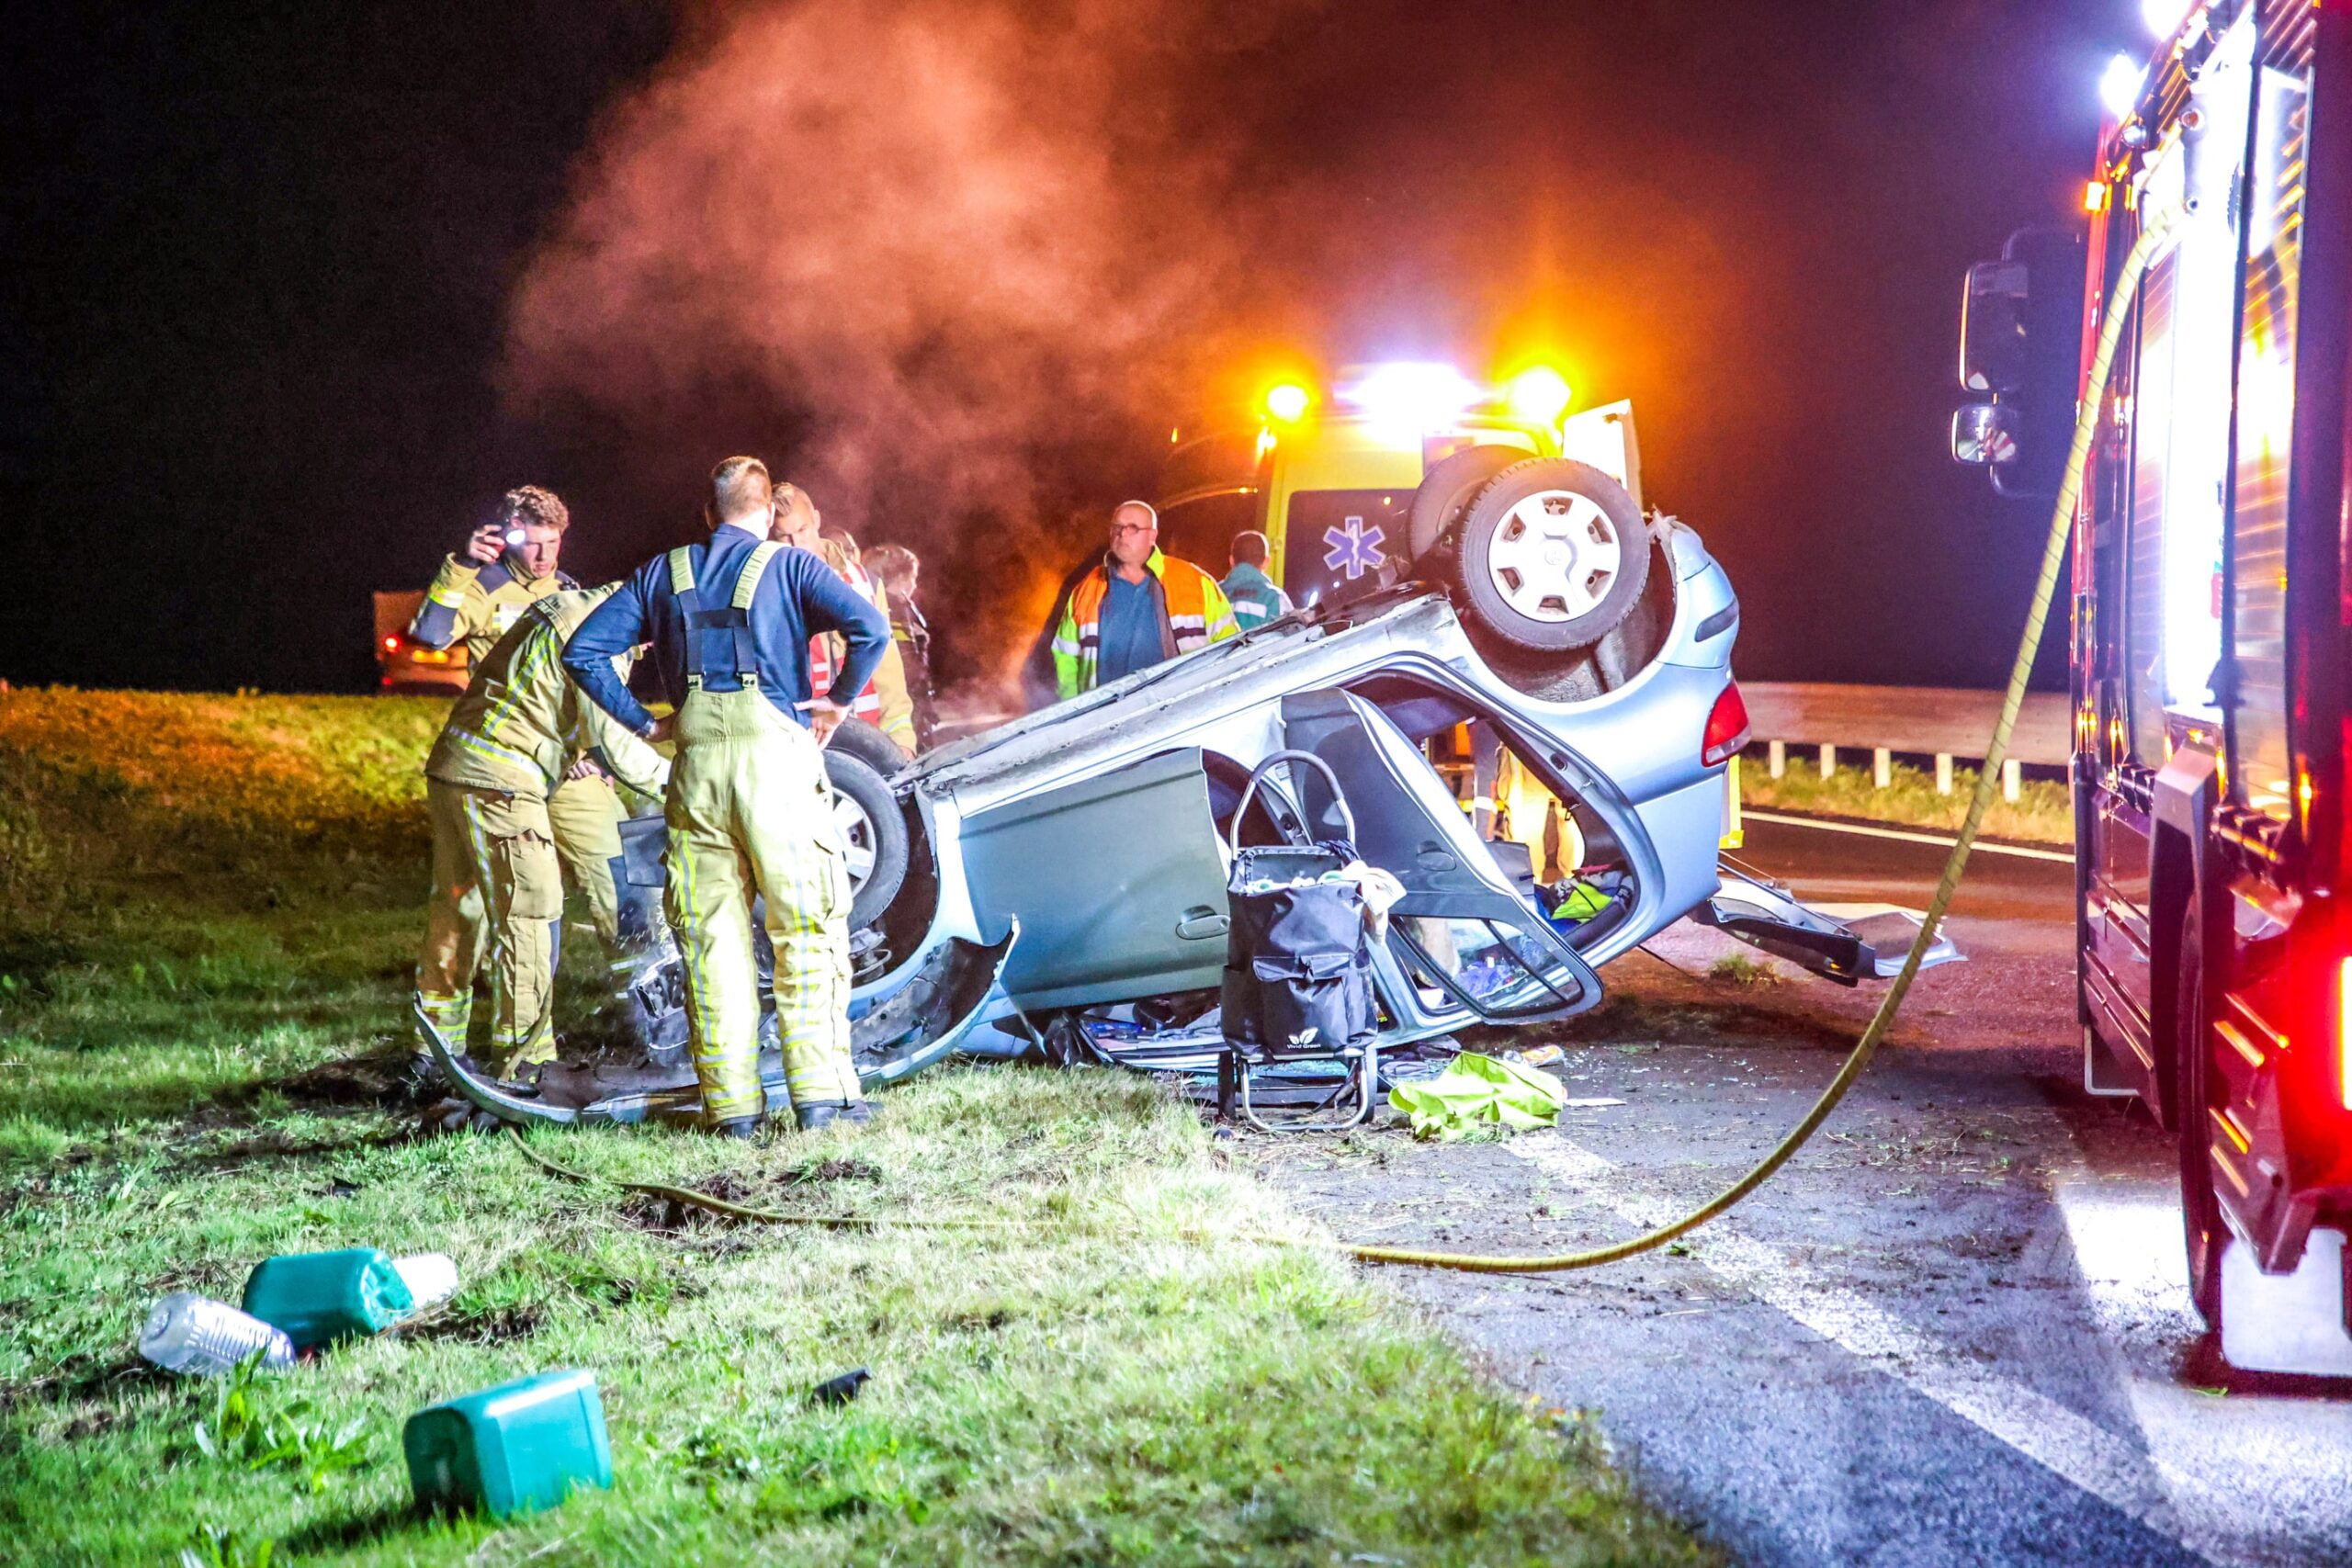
left=958, top=747, right=1234, bottom=1010
left=1276, top=689, right=1603, bottom=1023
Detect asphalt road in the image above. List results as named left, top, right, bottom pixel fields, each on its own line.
left=1256, top=817, right=2352, bottom=1568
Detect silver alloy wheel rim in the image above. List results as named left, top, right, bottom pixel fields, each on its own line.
left=1485, top=490, right=1622, bottom=622
left=832, top=791, right=878, bottom=890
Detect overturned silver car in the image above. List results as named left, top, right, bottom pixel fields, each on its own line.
left=431, top=463, right=1942, bottom=1128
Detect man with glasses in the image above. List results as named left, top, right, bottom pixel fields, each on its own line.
left=1050, top=500, right=1238, bottom=699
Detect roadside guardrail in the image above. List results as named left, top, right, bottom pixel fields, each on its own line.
left=1739, top=682, right=2070, bottom=803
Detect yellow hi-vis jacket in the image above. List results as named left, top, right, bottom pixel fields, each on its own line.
left=410, top=552, right=577, bottom=664
left=426, top=587, right=670, bottom=801
left=1052, top=548, right=1238, bottom=699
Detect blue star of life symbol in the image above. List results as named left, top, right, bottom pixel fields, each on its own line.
left=1322, top=515, right=1387, bottom=581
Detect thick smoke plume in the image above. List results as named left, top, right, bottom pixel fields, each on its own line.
left=504, top=0, right=1296, bottom=695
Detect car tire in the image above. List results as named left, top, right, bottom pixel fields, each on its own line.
left=825, top=750, right=910, bottom=930
left=1453, top=458, right=1652, bottom=652
left=827, top=715, right=913, bottom=775
left=2176, top=901, right=2225, bottom=1329
left=1407, top=444, right=1523, bottom=565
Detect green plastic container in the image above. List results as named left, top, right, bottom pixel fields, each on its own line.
left=403, top=1369, right=613, bottom=1519
left=240, top=1247, right=415, bottom=1351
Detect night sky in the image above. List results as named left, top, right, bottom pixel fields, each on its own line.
left=2, top=2, right=2142, bottom=697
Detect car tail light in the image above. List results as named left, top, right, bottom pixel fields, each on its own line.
left=381, top=635, right=402, bottom=653
left=2338, top=956, right=2352, bottom=1109
left=1702, top=681, right=1751, bottom=768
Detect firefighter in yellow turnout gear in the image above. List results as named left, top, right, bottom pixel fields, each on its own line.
left=565, top=459, right=893, bottom=1135
left=407, top=485, right=638, bottom=974
left=416, top=585, right=670, bottom=1076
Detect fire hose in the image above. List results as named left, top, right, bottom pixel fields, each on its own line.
left=1337, top=204, right=2177, bottom=1273
left=503, top=211, right=2174, bottom=1270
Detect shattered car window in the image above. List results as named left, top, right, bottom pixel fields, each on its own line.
left=1394, top=915, right=1582, bottom=1019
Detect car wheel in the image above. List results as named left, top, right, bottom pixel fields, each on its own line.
left=2177, top=902, right=2225, bottom=1329
left=827, top=715, right=913, bottom=775
left=1453, top=458, right=1652, bottom=652
left=1407, top=444, right=1523, bottom=565
left=825, top=750, right=910, bottom=930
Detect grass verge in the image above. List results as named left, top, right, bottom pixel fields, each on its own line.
left=0, top=689, right=1711, bottom=1565
left=1739, top=752, right=2071, bottom=845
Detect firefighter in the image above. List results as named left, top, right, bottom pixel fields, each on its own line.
left=408, top=487, right=638, bottom=978
left=415, top=584, right=670, bottom=1077
left=1052, top=501, right=1238, bottom=699
left=564, top=457, right=891, bottom=1136
left=1220, top=529, right=1294, bottom=630
left=769, top=494, right=918, bottom=758
left=861, top=543, right=935, bottom=750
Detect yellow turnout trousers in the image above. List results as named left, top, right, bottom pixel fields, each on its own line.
left=666, top=683, right=856, bottom=1124
left=416, top=780, right=564, bottom=1076
left=546, top=771, right=628, bottom=953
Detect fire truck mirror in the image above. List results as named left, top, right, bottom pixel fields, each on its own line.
left=1950, top=401, right=2022, bottom=468
left=1959, top=259, right=2031, bottom=394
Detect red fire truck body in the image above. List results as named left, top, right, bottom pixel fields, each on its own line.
left=1960, top=0, right=2352, bottom=1372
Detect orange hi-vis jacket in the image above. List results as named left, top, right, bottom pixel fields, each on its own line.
left=1052, top=548, right=1238, bottom=699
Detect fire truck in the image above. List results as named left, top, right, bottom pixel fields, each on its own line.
left=1952, top=0, right=2352, bottom=1374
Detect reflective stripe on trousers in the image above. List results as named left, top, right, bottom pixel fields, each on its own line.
left=663, top=682, right=855, bottom=1123
left=545, top=771, right=628, bottom=953
left=416, top=779, right=563, bottom=1075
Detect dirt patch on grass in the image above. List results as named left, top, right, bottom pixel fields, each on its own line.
left=275, top=1052, right=422, bottom=1109
left=399, top=1302, right=547, bottom=1346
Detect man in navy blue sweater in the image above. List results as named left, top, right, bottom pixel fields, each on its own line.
left=566, top=457, right=891, bottom=1136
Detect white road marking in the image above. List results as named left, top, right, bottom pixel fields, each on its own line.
left=1741, top=807, right=2075, bottom=864
left=1505, top=1133, right=2261, bottom=1568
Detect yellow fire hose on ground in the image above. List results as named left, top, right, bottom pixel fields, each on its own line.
left=1337, top=208, right=2173, bottom=1274
left=507, top=210, right=2172, bottom=1269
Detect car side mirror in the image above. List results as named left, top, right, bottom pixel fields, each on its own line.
left=1960, top=260, right=2031, bottom=394
left=1951, top=402, right=2022, bottom=467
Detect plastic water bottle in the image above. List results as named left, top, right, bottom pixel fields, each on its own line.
left=138, top=1292, right=295, bottom=1376
left=393, top=1253, right=460, bottom=1311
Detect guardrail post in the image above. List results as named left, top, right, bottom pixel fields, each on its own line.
left=1768, top=739, right=1785, bottom=779
left=2002, top=758, right=2021, bottom=803
left=1935, top=753, right=1953, bottom=795
left=1873, top=747, right=1892, bottom=789
left=1819, top=743, right=1836, bottom=780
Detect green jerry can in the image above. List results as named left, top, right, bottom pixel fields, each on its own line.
left=403, top=1369, right=613, bottom=1519
left=240, top=1247, right=415, bottom=1351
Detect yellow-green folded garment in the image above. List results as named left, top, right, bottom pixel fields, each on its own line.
left=1387, top=1051, right=1567, bottom=1141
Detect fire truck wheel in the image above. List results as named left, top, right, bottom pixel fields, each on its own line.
left=1406, top=444, right=1522, bottom=565
left=827, top=715, right=913, bottom=777
left=2176, top=903, right=2225, bottom=1328
left=1453, top=458, right=1653, bottom=652
left=825, top=750, right=910, bottom=931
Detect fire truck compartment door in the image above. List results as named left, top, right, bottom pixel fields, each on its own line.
left=1696, top=868, right=1961, bottom=986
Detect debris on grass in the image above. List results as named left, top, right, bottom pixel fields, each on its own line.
left=808, top=1368, right=871, bottom=1407
left=0, top=691, right=1716, bottom=1566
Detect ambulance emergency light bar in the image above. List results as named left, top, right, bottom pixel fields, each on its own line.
left=1261, top=361, right=1576, bottom=431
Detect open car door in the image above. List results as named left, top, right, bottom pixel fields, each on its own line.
left=1697, top=866, right=1961, bottom=986
left=1278, top=689, right=1603, bottom=1024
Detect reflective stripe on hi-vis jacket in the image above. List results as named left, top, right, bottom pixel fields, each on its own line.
left=806, top=550, right=886, bottom=727
left=1051, top=547, right=1238, bottom=698
left=409, top=554, right=578, bottom=663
